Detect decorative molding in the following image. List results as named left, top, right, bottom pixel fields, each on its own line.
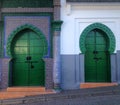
left=70, top=3, right=120, bottom=10
left=52, top=20, right=63, bottom=31
left=66, top=4, right=71, bottom=15
left=61, top=0, right=66, bottom=6
left=7, top=24, right=48, bottom=57
left=80, top=22, right=116, bottom=54
left=2, top=8, right=53, bottom=13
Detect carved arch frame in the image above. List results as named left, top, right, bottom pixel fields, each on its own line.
left=6, top=24, right=48, bottom=57
left=80, top=23, right=116, bottom=54
left=6, top=24, right=54, bottom=89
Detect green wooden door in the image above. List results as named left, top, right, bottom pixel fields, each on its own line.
left=85, top=29, right=110, bottom=82
left=12, top=29, right=45, bottom=86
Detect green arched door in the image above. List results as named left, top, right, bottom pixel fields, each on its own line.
left=11, top=29, right=45, bottom=86
left=85, top=29, right=111, bottom=82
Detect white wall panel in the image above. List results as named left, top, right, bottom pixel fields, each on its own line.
left=61, top=2, right=120, bottom=54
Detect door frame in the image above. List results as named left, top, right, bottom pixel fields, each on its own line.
left=79, top=23, right=116, bottom=82
left=7, top=24, right=48, bottom=86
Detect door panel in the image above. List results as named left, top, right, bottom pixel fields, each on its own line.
left=12, top=62, right=29, bottom=86
left=29, top=60, right=45, bottom=86
left=85, top=29, right=110, bottom=82
left=12, top=29, right=45, bottom=86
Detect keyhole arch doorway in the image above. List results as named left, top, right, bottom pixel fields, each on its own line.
left=79, top=23, right=115, bottom=82
left=7, top=24, right=48, bottom=86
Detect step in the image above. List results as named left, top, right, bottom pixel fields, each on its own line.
left=0, top=87, right=55, bottom=99
left=80, top=83, right=118, bottom=89
left=0, top=91, right=55, bottom=99
left=0, top=92, right=26, bottom=99
left=7, top=87, right=45, bottom=92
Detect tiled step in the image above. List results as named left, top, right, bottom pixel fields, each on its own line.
left=0, top=91, right=54, bottom=99
left=0, top=87, right=55, bottom=99
left=0, top=92, right=26, bottom=99
left=80, top=83, right=118, bottom=88
left=7, top=87, right=45, bottom=92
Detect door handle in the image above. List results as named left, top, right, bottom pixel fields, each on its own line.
left=93, top=57, right=102, bottom=61
left=26, top=56, right=31, bottom=61
left=25, top=61, right=34, bottom=69
left=25, top=61, right=38, bottom=63
left=25, top=60, right=37, bottom=69
left=93, top=50, right=98, bottom=54
left=31, top=62, right=34, bottom=69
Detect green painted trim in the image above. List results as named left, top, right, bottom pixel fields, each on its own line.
left=80, top=23, right=116, bottom=54
left=52, top=21, right=63, bottom=31
left=7, top=24, right=48, bottom=57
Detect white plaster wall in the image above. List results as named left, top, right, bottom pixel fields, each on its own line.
left=61, top=1, right=120, bottom=54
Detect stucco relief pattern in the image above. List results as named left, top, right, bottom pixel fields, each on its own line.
left=5, top=16, right=50, bottom=57
left=7, top=24, right=48, bottom=57
left=80, top=23, right=115, bottom=54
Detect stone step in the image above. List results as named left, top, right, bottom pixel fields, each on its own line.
left=80, top=83, right=118, bottom=88
left=0, top=87, right=55, bottom=99
left=0, top=92, right=26, bottom=99
left=0, top=91, right=54, bottom=99
left=7, top=87, right=45, bottom=92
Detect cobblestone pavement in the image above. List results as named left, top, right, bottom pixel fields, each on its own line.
left=15, top=94, right=120, bottom=105
left=1, top=85, right=120, bottom=105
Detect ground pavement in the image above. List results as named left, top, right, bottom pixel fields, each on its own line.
left=1, top=85, right=120, bottom=105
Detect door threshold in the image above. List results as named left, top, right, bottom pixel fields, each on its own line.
left=80, top=83, right=118, bottom=89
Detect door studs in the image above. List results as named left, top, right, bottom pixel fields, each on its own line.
left=93, top=50, right=98, bottom=54
left=26, top=56, right=31, bottom=61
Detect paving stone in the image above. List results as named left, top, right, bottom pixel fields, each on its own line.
left=1, top=99, right=23, bottom=105
left=1, top=85, right=120, bottom=105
